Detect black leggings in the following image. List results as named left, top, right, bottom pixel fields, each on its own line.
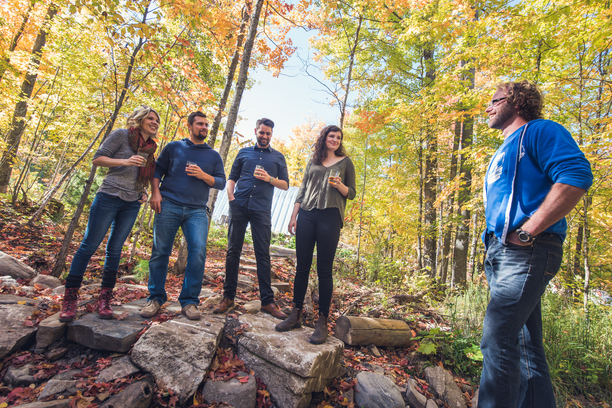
left=293, top=208, right=342, bottom=317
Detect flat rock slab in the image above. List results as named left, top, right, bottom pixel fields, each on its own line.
left=0, top=250, right=36, bottom=279
left=0, top=294, right=39, bottom=359
left=131, top=315, right=225, bottom=404
left=239, top=265, right=258, bottom=274
left=31, top=274, right=62, bottom=289
left=270, top=245, right=296, bottom=258
left=11, top=400, right=71, bottom=408
left=237, top=314, right=343, bottom=408
left=4, top=363, right=37, bottom=386
left=237, top=275, right=255, bottom=292
left=97, top=355, right=140, bottom=383
left=406, top=378, right=427, bottom=408
left=37, top=379, right=77, bottom=400
left=354, top=371, right=404, bottom=408
left=240, top=257, right=257, bottom=266
left=119, top=298, right=182, bottom=314
left=424, top=366, right=467, bottom=408
left=202, top=371, right=257, bottom=408
left=67, top=304, right=149, bottom=353
left=271, top=282, right=291, bottom=293
left=37, top=312, right=67, bottom=349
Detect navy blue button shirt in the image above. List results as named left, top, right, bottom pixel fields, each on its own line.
left=229, top=145, right=289, bottom=212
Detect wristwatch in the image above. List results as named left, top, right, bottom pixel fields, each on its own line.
left=516, top=229, right=535, bottom=244
left=269, top=176, right=275, bottom=183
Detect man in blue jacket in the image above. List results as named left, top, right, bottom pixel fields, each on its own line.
left=480, top=80, right=593, bottom=408
left=214, top=118, right=289, bottom=318
left=140, top=111, right=226, bottom=320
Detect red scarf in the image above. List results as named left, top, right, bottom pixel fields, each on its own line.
left=128, top=126, right=157, bottom=192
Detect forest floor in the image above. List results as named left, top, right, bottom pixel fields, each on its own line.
left=0, top=197, right=608, bottom=408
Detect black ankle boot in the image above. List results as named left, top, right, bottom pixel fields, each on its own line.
left=275, top=307, right=302, bottom=332
left=309, top=313, right=328, bottom=344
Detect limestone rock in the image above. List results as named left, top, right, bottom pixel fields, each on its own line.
left=37, top=379, right=77, bottom=400
left=240, top=257, right=257, bottom=266
left=67, top=304, right=148, bottom=352
left=31, top=274, right=62, bottom=289
left=239, top=265, right=258, bottom=274
left=97, top=355, right=140, bottom=383
left=52, top=286, right=65, bottom=296
left=46, top=347, right=68, bottom=362
left=118, top=275, right=138, bottom=284
left=237, top=275, right=255, bottom=292
left=37, top=312, right=67, bottom=349
left=4, top=363, right=37, bottom=386
left=426, top=399, right=439, bottom=408
left=354, top=371, right=404, bottom=408
left=98, top=377, right=154, bottom=408
left=271, top=282, right=291, bottom=293
left=237, top=314, right=343, bottom=408
left=198, top=288, right=216, bottom=300
left=270, top=245, right=296, bottom=258
left=1, top=275, right=19, bottom=287
left=0, top=294, right=38, bottom=359
left=202, top=295, right=224, bottom=310
left=423, top=366, right=468, bottom=408
left=202, top=371, right=257, bottom=408
left=0, top=250, right=36, bottom=279
left=472, top=389, right=479, bottom=408
left=243, top=300, right=261, bottom=314
left=406, top=378, right=427, bottom=408
left=131, top=315, right=225, bottom=404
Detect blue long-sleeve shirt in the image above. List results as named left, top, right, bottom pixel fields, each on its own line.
left=229, top=145, right=289, bottom=212
left=154, top=138, right=226, bottom=208
left=484, top=119, right=592, bottom=244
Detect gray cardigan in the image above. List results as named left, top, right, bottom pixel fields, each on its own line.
left=295, top=157, right=356, bottom=227
left=93, top=129, right=144, bottom=202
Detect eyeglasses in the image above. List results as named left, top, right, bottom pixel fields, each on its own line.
left=488, top=97, right=507, bottom=108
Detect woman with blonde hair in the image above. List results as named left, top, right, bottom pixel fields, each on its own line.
left=276, top=125, right=356, bottom=344
left=59, top=106, right=160, bottom=322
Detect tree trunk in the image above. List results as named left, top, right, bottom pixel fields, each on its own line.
left=582, top=194, right=591, bottom=310
left=129, top=197, right=151, bottom=264
left=0, top=3, right=58, bottom=193
left=440, top=121, right=461, bottom=283
left=452, top=116, right=473, bottom=288
left=339, top=14, right=362, bottom=129
left=51, top=19, right=148, bottom=277
left=422, top=46, right=437, bottom=276
left=217, top=0, right=265, bottom=165
left=171, top=235, right=187, bottom=275
left=334, top=316, right=412, bottom=347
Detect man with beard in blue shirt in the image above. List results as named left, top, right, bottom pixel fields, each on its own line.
left=479, top=80, right=592, bottom=408
left=214, top=118, right=289, bottom=318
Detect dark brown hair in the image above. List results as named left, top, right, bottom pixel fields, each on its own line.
left=312, top=125, right=346, bottom=165
left=188, top=111, right=207, bottom=126
left=498, top=80, right=544, bottom=122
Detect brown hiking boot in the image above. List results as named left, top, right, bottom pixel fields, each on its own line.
left=98, top=287, right=114, bottom=319
left=182, top=304, right=201, bottom=320
left=140, top=299, right=162, bottom=318
left=309, top=313, right=328, bottom=344
left=59, top=287, right=79, bottom=322
left=213, top=298, right=235, bottom=314
left=275, top=307, right=302, bottom=332
left=260, top=302, right=287, bottom=319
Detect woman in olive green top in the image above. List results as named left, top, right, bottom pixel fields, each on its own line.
left=275, top=125, right=356, bottom=344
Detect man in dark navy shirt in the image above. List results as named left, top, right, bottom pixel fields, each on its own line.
left=214, top=118, right=289, bottom=318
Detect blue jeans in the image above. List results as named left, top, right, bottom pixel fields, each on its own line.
left=479, top=233, right=563, bottom=408
left=66, top=193, right=141, bottom=288
left=224, top=200, right=274, bottom=305
left=147, top=199, right=209, bottom=307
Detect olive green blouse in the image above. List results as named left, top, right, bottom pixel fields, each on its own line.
left=295, top=156, right=357, bottom=227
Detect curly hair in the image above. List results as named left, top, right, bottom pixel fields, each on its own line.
left=126, top=106, right=161, bottom=137
left=498, top=80, right=544, bottom=122
left=312, top=125, right=346, bottom=165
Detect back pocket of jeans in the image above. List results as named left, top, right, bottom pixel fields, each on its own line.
left=542, top=250, right=562, bottom=288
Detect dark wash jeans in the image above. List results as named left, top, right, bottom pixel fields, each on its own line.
left=479, top=233, right=563, bottom=408
left=147, top=199, right=209, bottom=307
left=66, top=192, right=141, bottom=289
left=224, top=200, right=274, bottom=306
left=293, top=207, right=342, bottom=317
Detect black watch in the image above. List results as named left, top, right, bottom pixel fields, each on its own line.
left=516, top=229, right=535, bottom=244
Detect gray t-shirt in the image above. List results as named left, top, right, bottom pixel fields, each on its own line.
left=93, top=128, right=143, bottom=202
left=295, top=157, right=356, bottom=227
